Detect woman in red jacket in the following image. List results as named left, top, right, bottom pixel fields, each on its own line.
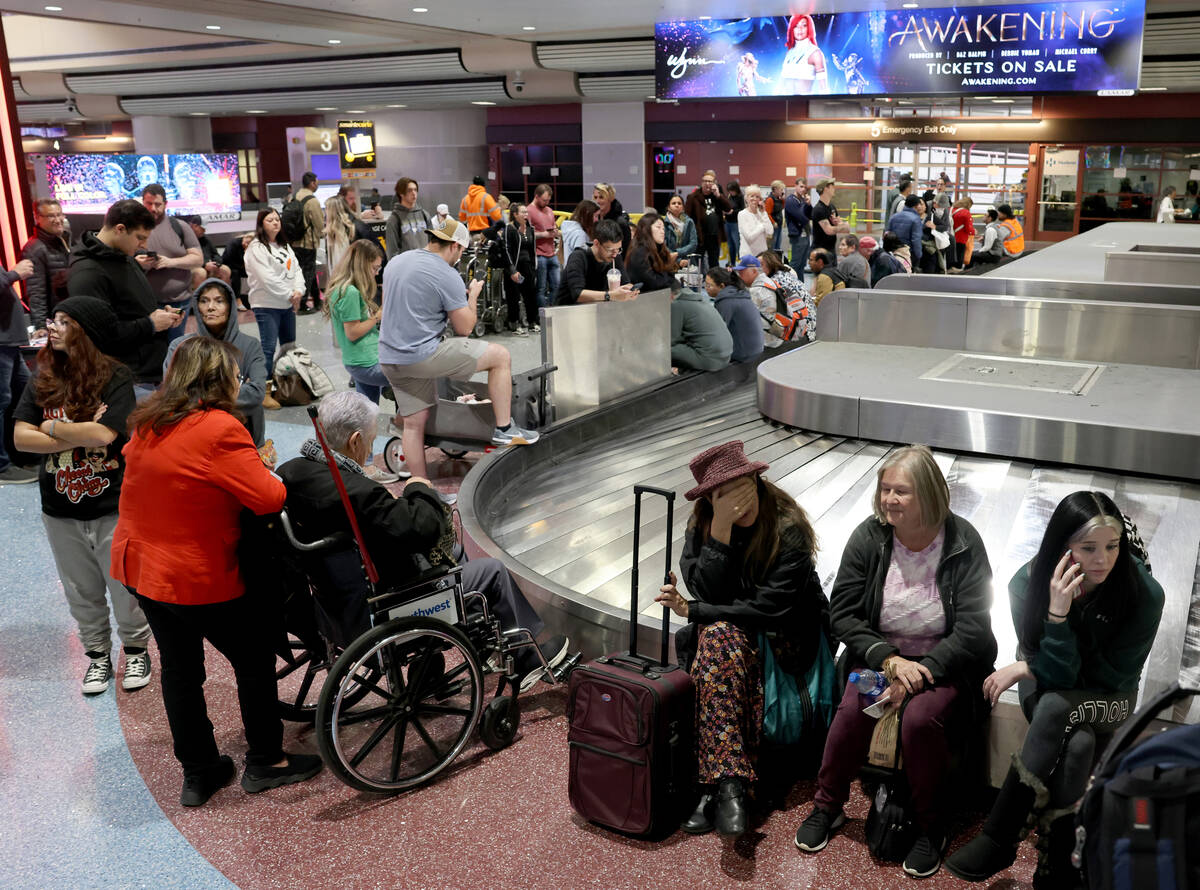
left=112, top=337, right=321, bottom=807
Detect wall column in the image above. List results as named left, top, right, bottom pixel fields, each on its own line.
left=131, top=116, right=213, bottom=154
left=581, top=102, right=645, bottom=214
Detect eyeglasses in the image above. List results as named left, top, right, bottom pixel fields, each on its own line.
left=45, top=317, right=68, bottom=329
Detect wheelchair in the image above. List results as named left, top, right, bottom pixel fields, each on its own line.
left=271, top=508, right=579, bottom=793
left=457, top=241, right=508, bottom=337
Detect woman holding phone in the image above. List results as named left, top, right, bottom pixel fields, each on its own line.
left=245, top=207, right=304, bottom=375
left=947, top=492, right=1164, bottom=888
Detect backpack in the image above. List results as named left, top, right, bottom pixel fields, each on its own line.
left=167, top=215, right=188, bottom=249
left=870, top=249, right=903, bottom=287
left=280, top=194, right=316, bottom=244
left=273, top=344, right=334, bottom=402
left=770, top=278, right=814, bottom=342
left=1075, top=682, right=1200, bottom=890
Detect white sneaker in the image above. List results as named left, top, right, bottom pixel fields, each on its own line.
left=122, top=651, right=152, bottom=691
left=364, top=464, right=401, bottom=484
left=515, top=324, right=528, bottom=335
left=82, top=655, right=113, bottom=695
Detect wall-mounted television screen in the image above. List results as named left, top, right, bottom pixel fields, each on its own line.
left=656, top=1, right=1145, bottom=99
left=44, top=152, right=241, bottom=216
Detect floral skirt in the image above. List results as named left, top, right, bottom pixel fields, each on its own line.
left=691, top=621, right=763, bottom=784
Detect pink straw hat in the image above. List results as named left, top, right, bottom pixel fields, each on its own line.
left=684, top=440, right=770, bottom=501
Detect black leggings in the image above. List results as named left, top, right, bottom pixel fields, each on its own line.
left=502, top=263, right=539, bottom=327
left=1018, top=680, right=1133, bottom=807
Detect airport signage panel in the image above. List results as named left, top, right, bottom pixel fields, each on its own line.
left=337, top=119, right=376, bottom=177
left=655, top=1, right=1145, bottom=98
left=44, top=152, right=241, bottom=216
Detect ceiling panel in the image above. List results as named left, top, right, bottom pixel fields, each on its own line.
left=67, top=52, right=470, bottom=95
left=578, top=74, right=656, bottom=100
left=537, top=39, right=654, bottom=73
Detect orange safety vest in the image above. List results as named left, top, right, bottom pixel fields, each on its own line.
left=1000, top=218, right=1024, bottom=257
left=459, top=186, right=501, bottom=232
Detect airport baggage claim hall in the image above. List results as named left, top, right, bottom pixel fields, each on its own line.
left=0, top=1, right=1197, bottom=888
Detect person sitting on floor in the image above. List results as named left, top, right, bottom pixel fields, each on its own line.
left=670, top=279, right=732, bottom=372
left=731, top=254, right=781, bottom=348
left=706, top=267, right=764, bottom=363
left=277, top=390, right=569, bottom=691
left=657, top=440, right=830, bottom=839
left=795, top=444, right=996, bottom=879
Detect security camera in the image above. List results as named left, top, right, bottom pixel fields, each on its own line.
left=512, top=71, right=525, bottom=93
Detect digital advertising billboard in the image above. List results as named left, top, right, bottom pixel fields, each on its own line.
left=655, top=1, right=1145, bottom=99
left=44, top=152, right=242, bottom=216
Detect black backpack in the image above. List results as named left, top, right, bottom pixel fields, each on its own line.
left=1075, top=682, right=1200, bottom=890
left=280, top=194, right=315, bottom=244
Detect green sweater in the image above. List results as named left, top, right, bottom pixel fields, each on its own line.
left=1009, top=557, right=1164, bottom=693
left=670, top=291, right=733, bottom=371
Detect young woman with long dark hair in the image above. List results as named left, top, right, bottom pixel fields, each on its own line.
left=625, top=212, right=677, bottom=292
left=245, top=207, right=304, bottom=374
left=657, top=440, right=829, bottom=838
left=947, top=492, right=1164, bottom=888
left=13, top=296, right=151, bottom=696
left=112, top=337, right=321, bottom=807
left=560, top=199, right=601, bottom=256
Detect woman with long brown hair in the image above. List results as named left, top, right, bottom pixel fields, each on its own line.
left=112, top=336, right=321, bottom=807
left=656, top=440, right=830, bottom=838
left=14, top=296, right=151, bottom=696
left=625, top=212, right=677, bottom=292
left=560, top=199, right=601, bottom=255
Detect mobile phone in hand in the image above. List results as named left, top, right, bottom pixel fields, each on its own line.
left=472, top=266, right=487, bottom=282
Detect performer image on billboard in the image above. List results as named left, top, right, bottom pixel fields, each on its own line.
left=778, top=14, right=828, bottom=95
left=736, top=52, right=771, bottom=96
left=832, top=52, right=868, bottom=94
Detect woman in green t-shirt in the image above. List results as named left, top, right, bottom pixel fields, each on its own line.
left=323, top=240, right=402, bottom=481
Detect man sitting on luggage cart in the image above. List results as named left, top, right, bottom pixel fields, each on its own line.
left=379, top=217, right=540, bottom=488
left=277, top=391, right=569, bottom=692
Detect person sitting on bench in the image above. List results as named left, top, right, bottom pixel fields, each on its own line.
left=277, top=391, right=568, bottom=691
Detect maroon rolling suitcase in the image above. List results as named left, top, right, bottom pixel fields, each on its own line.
left=567, top=485, right=694, bottom=837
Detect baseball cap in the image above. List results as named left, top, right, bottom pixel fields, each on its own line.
left=732, top=254, right=762, bottom=271
left=858, top=236, right=877, bottom=250
left=426, top=217, right=470, bottom=248
left=436, top=203, right=449, bottom=216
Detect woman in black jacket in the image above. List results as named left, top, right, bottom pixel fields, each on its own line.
left=657, top=440, right=828, bottom=839
left=625, top=213, right=677, bottom=293
left=795, top=444, right=996, bottom=879
left=488, top=202, right=538, bottom=333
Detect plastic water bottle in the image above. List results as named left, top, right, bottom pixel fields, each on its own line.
left=849, top=669, right=888, bottom=698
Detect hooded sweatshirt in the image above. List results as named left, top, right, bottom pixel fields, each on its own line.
left=712, top=285, right=764, bottom=363
left=163, top=278, right=267, bottom=446
left=68, top=231, right=165, bottom=383
left=385, top=202, right=432, bottom=259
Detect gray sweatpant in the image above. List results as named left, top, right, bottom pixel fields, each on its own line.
left=42, top=512, right=151, bottom=655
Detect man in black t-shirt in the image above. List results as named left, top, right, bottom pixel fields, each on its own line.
left=554, top=220, right=638, bottom=305
left=810, top=179, right=848, bottom=261
left=684, top=170, right=731, bottom=272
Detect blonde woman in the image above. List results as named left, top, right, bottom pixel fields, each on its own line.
left=324, top=195, right=355, bottom=279
left=737, top=185, right=774, bottom=258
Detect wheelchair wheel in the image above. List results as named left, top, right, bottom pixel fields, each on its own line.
left=479, top=696, right=519, bottom=750
left=473, top=317, right=487, bottom=338
left=316, top=616, right=483, bottom=793
left=276, top=633, right=328, bottom=723
left=441, top=447, right=468, bottom=459
left=382, top=437, right=405, bottom=474
left=492, top=304, right=508, bottom=334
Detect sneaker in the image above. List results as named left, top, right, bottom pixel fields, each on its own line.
left=903, top=832, right=949, bottom=879
left=122, top=650, right=152, bottom=691
left=515, top=635, right=570, bottom=692
left=0, top=465, right=37, bottom=485
left=181, top=755, right=236, bottom=807
left=491, top=422, right=540, bottom=446
left=515, top=324, right=528, bottom=335
left=364, top=464, right=400, bottom=484
left=794, top=806, right=846, bottom=853
left=437, top=490, right=458, bottom=507
left=241, top=752, right=324, bottom=793
left=531, top=323, right=541, bottom=333
left=82, top=654, right=113, bottom=695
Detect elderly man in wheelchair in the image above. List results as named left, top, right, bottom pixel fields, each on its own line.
left=270, top=390, right=573, bottom=792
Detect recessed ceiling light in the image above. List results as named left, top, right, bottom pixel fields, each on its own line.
left=315, top=106, right=336, bottom=110
left=699, top=16, right=711, bottom=20
left=903, top=2, right=920, bottom=7
left=205, top=24, right=221, bottom=30
left=992, top=98, right=1015, bottom=103
left=327, top=39, right=342, bottom=44
left=471, top=100, right=496, bottom=106
left=188, top=112, right=207, bottom=116
left=346, top=110, right=365, bottom=114
left=522, top=26, right=535, bottom=31
left=44, top=5, right=63, bottom=10
left=386, top=104, right=407, bottom=108
left=246, top=109, right=267, bottom=114
left=412, top=6, right=428, bottom=11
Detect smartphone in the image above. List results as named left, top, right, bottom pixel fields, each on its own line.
left=629, top=282, right=644, bottom=291
left=472, top=266, right=487, bottom=282
left=144, top=251, right=159, bottom=260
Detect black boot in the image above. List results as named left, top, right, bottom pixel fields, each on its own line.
left=714, top=777, right=748, bottom=837
left=945, top=758, right=1048, bottom=882
left=1033, top=812, right=1084, bottom=890
left=681, top=790, right=715, bottom=834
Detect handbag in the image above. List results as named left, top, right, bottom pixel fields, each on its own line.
left=932, top=229, right=951, bottom=250
left=273, top=372, right=312, bottom=406
left=760, top=632, right=837, bottom=745
left=865, top=772, right=919, bottom=862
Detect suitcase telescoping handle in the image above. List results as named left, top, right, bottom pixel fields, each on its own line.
left=630, top=484, right=676, bottom=667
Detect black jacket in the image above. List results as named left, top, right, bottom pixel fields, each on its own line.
left=679, top=522, right=829, bottom=674
left=276, top=456, right=446, bottom=587
left=0, top=269, right=27, bottom=347
left=487, top=220, right=536, bottom=275
left=68, top=232, right=165, bottom=383
left=625, top=245, right=676, bottom=292
left=829, top=513, right=997, bottom=687
left=21, top=226, right=71, bottom=325
left=603, top=198, right=633, bottom=256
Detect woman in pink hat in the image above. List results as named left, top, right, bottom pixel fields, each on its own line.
left=656, top=440, right=829, bottom=838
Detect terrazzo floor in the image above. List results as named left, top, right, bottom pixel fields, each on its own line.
left=0, top=311, right=1046, bottom=888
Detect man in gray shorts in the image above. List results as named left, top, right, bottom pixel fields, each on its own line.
left=380, top=217, right=539, bottom=482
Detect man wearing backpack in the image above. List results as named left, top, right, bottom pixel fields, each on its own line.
left=140, top=184, right=203, bottom=345
left=284, top=172, right=325, bottom=314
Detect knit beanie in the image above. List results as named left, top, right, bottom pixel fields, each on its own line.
left=54, top=296, right=120, bottom=354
